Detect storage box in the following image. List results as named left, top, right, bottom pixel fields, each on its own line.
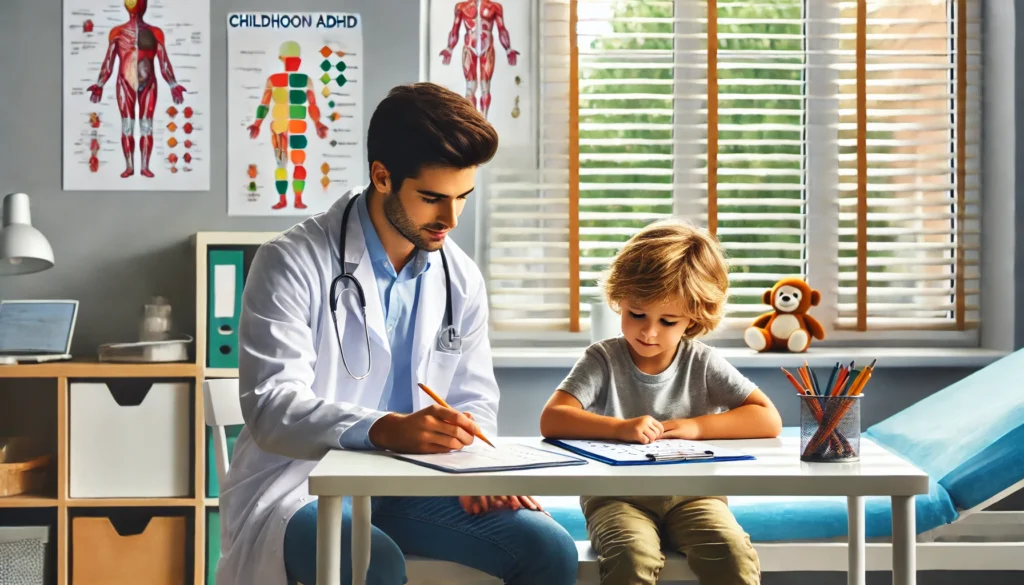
left=72, top=514, right=185, bottom=585
left=70, top=380, right=190, bottom=498
left=0, top=526, right=49, bottom=585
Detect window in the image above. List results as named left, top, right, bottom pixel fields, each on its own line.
left=483, top=0, right=981, bottom=348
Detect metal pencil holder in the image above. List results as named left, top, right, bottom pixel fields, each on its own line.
left=799, top=394, right=861, bottom=462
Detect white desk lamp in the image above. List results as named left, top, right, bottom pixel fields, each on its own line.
left=0, top=192, right=54, bottom=275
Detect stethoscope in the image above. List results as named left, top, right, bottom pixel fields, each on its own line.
left=329, top=190, right=461, bottom=380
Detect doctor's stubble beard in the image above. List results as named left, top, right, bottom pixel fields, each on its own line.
left=383, top=190, right=449, bottom=252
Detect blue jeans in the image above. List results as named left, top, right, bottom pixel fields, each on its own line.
left=284, top=496, right=578, bottom=585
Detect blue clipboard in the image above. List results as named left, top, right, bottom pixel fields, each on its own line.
left=543, top=438, right=756, bottom=466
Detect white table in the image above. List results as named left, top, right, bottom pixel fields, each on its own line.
left=308, top=436, right=929, bottom=585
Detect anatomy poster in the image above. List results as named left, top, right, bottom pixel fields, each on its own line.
left=62, top=0, right=210, bottom=191
left=426, top=0, right=534, bottom=161
left=227, top=13, right=364, bottom=216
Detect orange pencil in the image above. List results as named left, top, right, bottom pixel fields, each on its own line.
left=846, top=359, right=876, bottom=396
left=797, top=365, right=813, bottom=393
left=846, top=370, right=867, bottom=396
left=849, top=364, right=875, bottom=396
left=417, top=382, right=496, bottom=448
left=781, top=367, right=808, bottom=394
left=850, top=373, right=871, bottom=396
left=831, top=366, right=849, bottom=396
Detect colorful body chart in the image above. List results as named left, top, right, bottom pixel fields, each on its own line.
left=62, top=0, right=211, bottom=191
left=426, top=0, right=534, bottom=164
left=227, top=13, right=364, bottom=216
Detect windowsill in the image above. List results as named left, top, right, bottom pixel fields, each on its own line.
left=490, top=346, right=1010, bottom=370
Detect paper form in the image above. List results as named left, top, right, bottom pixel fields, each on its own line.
left=393, top=443, right=586, bottom=473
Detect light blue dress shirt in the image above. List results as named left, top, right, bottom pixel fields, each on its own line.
left=338, top=192, right=430, bottom=449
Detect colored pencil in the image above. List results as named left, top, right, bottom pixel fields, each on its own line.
left=810, top=368, right=822, bottom=396
left=797, top=366, right=812, bottom=393
left=849, top=360, right=876, bottom=396
left=781, top=367, right=807, bottom=394
left=824, top=362, right=839, bottom=399
left=844, top=370, right=858, bottom=395
left=830, top=366, right=846, bottom=396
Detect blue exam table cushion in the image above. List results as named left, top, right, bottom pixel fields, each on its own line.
left=864, top=348, right=1024, bottom=511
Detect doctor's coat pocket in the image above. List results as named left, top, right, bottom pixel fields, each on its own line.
left=423, top=347, right=462, bottom=398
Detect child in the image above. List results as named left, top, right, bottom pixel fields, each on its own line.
left=540, top=219, right=782, bottom=585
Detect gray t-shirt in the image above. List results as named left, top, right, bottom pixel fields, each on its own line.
left=558, top=336, right=758, bottom=420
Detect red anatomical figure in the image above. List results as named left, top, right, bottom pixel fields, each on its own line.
left=86, top=0, right=187, bottom=179
left=439, top=0, right=518, bottom=119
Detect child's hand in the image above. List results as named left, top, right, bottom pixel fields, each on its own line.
left=615, top=415, right=664, bottom=444
left=662, top=418, right=701, bottom=440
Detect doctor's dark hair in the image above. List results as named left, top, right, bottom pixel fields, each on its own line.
left=367, top=82, right=499, bottom=191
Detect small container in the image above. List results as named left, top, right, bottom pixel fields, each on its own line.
left=799, top=394, right=862, bottom=462
left=589, top=300, right=620, bottom=343
left=139, top=296, right=173, bottom=342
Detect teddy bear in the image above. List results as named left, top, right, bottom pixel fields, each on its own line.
left=744, top=277, right=825, bottom=353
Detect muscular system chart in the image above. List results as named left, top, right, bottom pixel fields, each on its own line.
left=63, top=0, right=211, bottom=191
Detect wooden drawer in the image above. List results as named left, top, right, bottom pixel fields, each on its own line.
left=72, top=514, right=186, bottom=585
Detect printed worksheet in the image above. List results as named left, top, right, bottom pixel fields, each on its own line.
left=551, top=439, right=751, bottom=463
left=394, top=443, right=586, bottom=473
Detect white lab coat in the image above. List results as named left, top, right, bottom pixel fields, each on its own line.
left=215, top=188, right=501, bottom=585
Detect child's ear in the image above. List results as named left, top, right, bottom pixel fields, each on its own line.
left=810, top=289, right=821, bottom=306
left=762, top=289, right=772, bottom=305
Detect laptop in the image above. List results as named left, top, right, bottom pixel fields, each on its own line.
left=0, top=300, right=78, bottom=363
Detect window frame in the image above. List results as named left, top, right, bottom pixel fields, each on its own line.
left=464, top=0, right=1014, bottom=355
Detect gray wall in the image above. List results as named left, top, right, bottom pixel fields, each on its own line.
left=0, top=0, right=1020, bottom=582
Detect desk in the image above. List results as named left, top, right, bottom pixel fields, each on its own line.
left=308, top=436, right=929, bottom=585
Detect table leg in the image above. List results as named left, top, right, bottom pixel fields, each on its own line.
left=352, top=496, right=372, bottom=585
left=892, top=495, right=916, bottom=585
left=316, top=496, right=342, bottom=585
left=847, top=496, right=865, bottom=585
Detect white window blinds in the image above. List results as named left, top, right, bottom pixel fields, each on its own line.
left=484, top=0, right=980, bottom=343
left=833, top=0, right=981, bottom=332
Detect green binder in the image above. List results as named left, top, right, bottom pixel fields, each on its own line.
left=207, top=509, right=220, bottom=585
left=207, top=249, right=244, bottom=368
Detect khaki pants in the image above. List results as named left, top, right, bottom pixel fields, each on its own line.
left=581, top=496, right=760, bottom=585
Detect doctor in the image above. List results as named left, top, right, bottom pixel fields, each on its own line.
left=216, top=82, right=579, bottom=585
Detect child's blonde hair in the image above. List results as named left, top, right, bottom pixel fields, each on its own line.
left=602, top=219, right=730, bottom=339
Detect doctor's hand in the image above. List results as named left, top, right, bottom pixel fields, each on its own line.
left=459, top=496, right=548, bottom=516
left=368, top=404, right=481, bottom=454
